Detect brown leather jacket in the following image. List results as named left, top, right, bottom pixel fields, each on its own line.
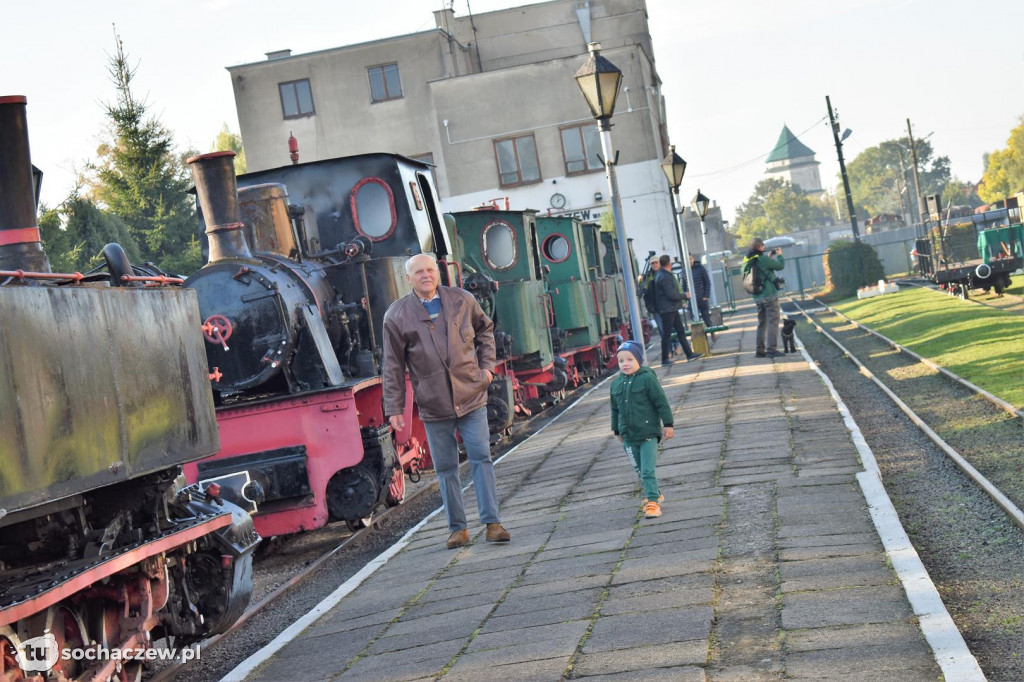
left=382, top=286, right=496, bottom=422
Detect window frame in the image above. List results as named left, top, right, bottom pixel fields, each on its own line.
left=367, top=63, right=403, bottom=103
left=481, top=220, right=519, bottom=272
left=349, top=177, right=398, bottom=242
left=493, top=134, right=542, bottom=188
left=541, top=233, right=571, bottom=264
left=278, top=79, right=315, bottom=119
left=559, top=123, right=602, bottom=176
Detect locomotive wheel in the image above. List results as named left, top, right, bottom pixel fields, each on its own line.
left=48, top=606, right=88, bottom=681
left=0, top=627, right=27, bottom=682
left=386, top=460, right=406, bottom=507
left=326, top=467, right=378, bottom=522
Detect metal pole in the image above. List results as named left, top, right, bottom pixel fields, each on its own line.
left=598, top=123, right=644, bottom=343
left=907, top=118, right=923, bottom=225
left=670, top=189, right=700, bottom=321
left=826, top=95, right=859, bottom=242
left=697, top=216, right=718, bottom=308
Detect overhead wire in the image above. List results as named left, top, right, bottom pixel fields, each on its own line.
left=687, top=115, right=829, bottom=179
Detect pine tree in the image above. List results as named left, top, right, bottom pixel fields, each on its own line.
left=88, top=30, right=200, bottom=275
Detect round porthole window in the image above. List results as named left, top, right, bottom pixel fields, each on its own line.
left=351, top=178, right=396, bottom=240
left=542, top=234, right=570, bottom=263
left=482, top=221, right=517, bottom=271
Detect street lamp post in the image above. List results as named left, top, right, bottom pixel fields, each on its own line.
left=575, top=42, right=644, bottom=343
left=659, top=146, right=699, bottom=323
left=691, top=189, right=718, bottom=308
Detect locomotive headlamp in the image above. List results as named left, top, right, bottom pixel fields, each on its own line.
left=574, top=42, right=622, bottom=126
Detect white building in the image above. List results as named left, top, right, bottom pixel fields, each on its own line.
left=226, top=0, right=686, bottom=260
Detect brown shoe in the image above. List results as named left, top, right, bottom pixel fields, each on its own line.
left=485, top=523, right=511, bottom=543
left=446, top=529, right=470, bottom=550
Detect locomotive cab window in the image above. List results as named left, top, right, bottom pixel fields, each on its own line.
left=350, top=177, right=397, bottom=241
left=542, top=234, right=571, bottom=263
left=482, top=220, right=517, bottom=271
left=279, top=79, right=315, bottom=119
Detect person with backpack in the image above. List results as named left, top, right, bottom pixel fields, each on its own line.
left=741, top=238, right=785, bottom=358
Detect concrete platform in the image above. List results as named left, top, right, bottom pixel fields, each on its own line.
left=225, top=304, right=981, bottom=681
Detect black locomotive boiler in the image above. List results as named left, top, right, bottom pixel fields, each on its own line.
left=0, top=97, right=258, bottom=681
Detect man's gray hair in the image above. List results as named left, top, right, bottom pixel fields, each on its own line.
left=405, top=253, right=438, bottom=274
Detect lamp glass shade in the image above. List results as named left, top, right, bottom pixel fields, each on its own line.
left=691, top=189, right=710, bottom=218
left=574, top=51, right=622, bottom=119
left=660, top=145, right=687, bottom=190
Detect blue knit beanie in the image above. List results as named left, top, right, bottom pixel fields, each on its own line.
left=617, top=340, right=644, bottom=365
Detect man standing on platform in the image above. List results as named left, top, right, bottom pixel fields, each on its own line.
left=653, top=254, right=703, bottom=365
left=382, top=254, right=511, bottom=550
left=688, top=253, right=714, bottom=330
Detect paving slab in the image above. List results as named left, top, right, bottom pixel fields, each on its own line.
left=230, top=305, right=964, bottom=682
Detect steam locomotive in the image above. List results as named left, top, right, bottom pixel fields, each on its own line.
left=0, top=97, right=258, bottom=681
left=181, top=149, right=636, bottom=539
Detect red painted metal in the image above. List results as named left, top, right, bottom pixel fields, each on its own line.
left=350, top=177, right=397, bottom=242
left=119, top=274, right=185, bottom=285
left=184, top=379, right=394, bottom=537
left=0, top=269, right=84, bottom=282
left=0, top=514, right=231, bottom=627
left=0, top=227, right=39, bottom=246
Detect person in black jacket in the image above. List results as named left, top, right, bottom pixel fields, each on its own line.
left=653, top=254, right=702, bottom=365
left=688, top=253, right=713, bottom=329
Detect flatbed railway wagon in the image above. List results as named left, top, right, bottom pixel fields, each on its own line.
left=914, top=196, right=1024, bottom=297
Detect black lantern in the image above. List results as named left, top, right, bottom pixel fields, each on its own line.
left=660, top=145, right=687, bottom=192
left=691, top=189, right=710, bottom=219
left=574, top=42, right=622, bottom=123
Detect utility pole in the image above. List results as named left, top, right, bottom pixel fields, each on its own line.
left=827, top=96, right=859, bottom=242
left=906, top=118, right=924, bottom=225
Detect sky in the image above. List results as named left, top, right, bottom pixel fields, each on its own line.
left=5, top=0, right=1023, bottom=224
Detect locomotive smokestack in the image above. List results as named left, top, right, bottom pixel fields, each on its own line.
left=0, top=96, right=51, bottom=273
left=187, top=151, right=254, bottom=262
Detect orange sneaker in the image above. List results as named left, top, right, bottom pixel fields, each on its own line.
left=641, top=494, right=664, bottom=507
left=643, top=500, right=662, bottom=518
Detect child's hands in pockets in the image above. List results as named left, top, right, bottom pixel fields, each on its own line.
left=663, top=426, right=674, bottom=440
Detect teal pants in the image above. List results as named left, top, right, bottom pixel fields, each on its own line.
left=623, top=438, right=660, bottom=501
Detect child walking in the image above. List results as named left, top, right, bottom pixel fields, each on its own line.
left=610, top=340, right=674, bottom=518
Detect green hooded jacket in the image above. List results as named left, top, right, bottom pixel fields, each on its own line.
left=610, top=365, right=673, bottom=442
left=741, top=252, right=785, bottom=300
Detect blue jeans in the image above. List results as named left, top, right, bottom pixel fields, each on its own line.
left=623, top=437, right=660, bottom=501
left=422, top=407, right=501, bottom=532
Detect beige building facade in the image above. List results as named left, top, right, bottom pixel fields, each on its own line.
left=227, top=0, right=688, bottom=260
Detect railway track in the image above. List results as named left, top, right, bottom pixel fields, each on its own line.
left=147, top=375, right=611, bottom=682
left=790, top=297, right=1024, bottom=680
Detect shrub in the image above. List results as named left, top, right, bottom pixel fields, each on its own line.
left=818, top=240, right=885, bottom=301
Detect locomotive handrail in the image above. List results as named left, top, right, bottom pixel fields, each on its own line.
left=588, top=281, right=600, bottom=315
left=438, top=258, right=463, bottom=288
left=0, top=269, right=86, bottom=282
left=539, top=293, right=555, bottom=328
left=121, top=274, right=185, bottom=285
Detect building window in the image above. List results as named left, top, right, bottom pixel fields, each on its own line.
left=560, top=123, right=601, bottom=175
left=368, top=64, right=402, bottom=102
left=494, top=135, right=541, bottom=187
left=279, top=79, right=314, bottom=119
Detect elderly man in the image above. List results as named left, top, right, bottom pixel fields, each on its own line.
left=382, top=253, right=510, bottom=549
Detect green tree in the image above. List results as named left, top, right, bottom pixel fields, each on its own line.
left=212, top=123, right=247, bottom=174
left=38, top=192, right=140, bottom=273
left=845, top=138, right=950, bottom=219
left=732, top=178, right=825, bottom=244
left=942, top=177, right=983, bottom=209
left=87, top=31, right=200, bottom=274
left=979, top=116, right=1024, bottom=203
